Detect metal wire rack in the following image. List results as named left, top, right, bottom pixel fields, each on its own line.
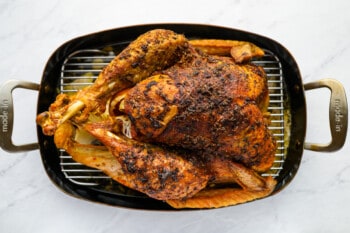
left=58, top=48, right=288, bottom=187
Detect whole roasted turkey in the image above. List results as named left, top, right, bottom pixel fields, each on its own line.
left=37, top=29, right=277, bottom=209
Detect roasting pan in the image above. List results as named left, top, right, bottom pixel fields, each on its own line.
left=0, top=24, right=347, bottom=210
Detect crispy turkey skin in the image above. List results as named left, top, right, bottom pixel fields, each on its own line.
left=121, top=47, right=275, bottom=172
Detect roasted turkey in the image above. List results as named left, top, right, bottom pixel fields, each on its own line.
left=37, top=29, right=277, bottom=209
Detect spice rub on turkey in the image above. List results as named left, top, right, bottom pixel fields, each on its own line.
left=119, top=46, right=274, bottom=172
left=37, top=29, right=277, bottom=209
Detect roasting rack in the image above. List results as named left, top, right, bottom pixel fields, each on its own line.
left=58, top=48, right=289, bottom=193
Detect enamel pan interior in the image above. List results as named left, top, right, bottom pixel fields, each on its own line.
left=36, top=24, right=306, bottom=210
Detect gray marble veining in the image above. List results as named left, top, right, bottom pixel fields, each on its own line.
left=1, top=0, right=349, bottom=232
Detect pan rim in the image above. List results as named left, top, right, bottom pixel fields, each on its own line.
left=36, top=23, right=306, bottom=209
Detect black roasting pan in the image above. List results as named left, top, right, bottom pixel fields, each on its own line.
left=0, top=24, right=347, bottom=210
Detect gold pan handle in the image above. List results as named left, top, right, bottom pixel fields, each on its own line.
left=0, top=79, right=40, bottom=152
left=304, top=78, right=348, bottom=152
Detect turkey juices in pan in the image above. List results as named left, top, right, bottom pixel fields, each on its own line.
left=36, top=29, right=277, bottom=209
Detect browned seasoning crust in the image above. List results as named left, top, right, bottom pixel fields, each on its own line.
left=122, top=47, right=275, bottom=172
left=83, top=120, right=209, bottom=200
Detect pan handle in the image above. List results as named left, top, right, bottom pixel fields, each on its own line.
left=304, top=78, right=348, bottom=152
left=0, top=79, right=40, bottom=152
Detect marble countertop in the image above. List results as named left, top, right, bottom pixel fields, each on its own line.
left=1, top=0, right=349, bottom=232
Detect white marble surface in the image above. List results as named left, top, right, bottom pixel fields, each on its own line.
left=1, top=0, right=349, bottom=232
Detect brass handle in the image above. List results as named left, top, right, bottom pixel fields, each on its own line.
left=0, top=80, right=40, bottom=152
left=304, top=78, right=348, bottom=152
